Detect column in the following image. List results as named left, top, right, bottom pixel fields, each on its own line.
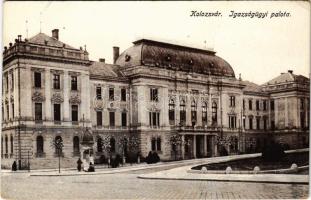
left=203, top=135, right=207, bottom=157
left=181, top=135, right=185, bottom=159
left=193, top=135, right=196, bottom=158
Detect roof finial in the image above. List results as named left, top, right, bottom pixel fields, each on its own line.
left=25, top=20, right=28, bottom=38
left=39, top=12, right=42, bottom=33
left=204, top=40, right=207, bottom=49
left=239, top=73, right=242, bottom=81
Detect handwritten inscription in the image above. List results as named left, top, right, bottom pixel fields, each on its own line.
left=190, top=10, right=291, bottom=19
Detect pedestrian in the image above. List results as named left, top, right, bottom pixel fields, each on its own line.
left=88, top=162, right=95, bottom=172
left=77, top=158, right=82, bottom=172
left=12, top=161, right=17, bottom=171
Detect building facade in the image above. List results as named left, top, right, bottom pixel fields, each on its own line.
left=2, top=30, right=309, bottom=169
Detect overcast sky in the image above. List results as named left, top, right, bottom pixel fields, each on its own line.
left=3, top=1, right=310, bottom=84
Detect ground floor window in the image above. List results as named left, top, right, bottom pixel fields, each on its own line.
left=36, top=136, right=44, bottom=156
left=151, top=137, right=161, bottom=151
left=73, top=136, right=80, bottom=154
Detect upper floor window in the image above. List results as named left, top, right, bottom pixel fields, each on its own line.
left=11, top=73, right=14, bottom=91
left=270, top=100, right=274, bottom=111
left=96, top=87, right=102, bottom=99
left=121, top=88, right=126, bottom=101
left=35, top=103, right=42, bottom=121
left=300, top=98, right=304, bottom=110
left=150, top=88, right=158, bottom=102
left=202, top=102, right=208, bottom=125
left=53, top=104, right=61, bottom=122
left=168, top=99, right=175, bottom=125
left=248, top=100, right=253, bottom=110
left=121, top=112, right=127, bottom=127
left=243, top=99, right=245, bottom=110
left=263, top=100, right=267, bottom=111
left=191, top=100, right=197, bottom=124
left=180, top=100, right=186, bottom=125
left=71, top=76, right=77, bottom=91
left=71, top=105, right=78, bottom=122
left=109, top=112, right=115, bottom=127
left=5, top=74, right=8, bottom=92
left=149, top=112, right=160, bottom=127
left=256, top=100, right=260, bottom=111
left=53, top=74, right=60, bottom=89
left=109, top=88, right=114, bottom=101
left=256, top=117, right=260, bottom=130
left=263, top=118, right=267, bottom=130
left=96, top=111, right=102, bottom=126
left=34, top=72, right=41, bottom=88
left=229, top=96, right=235, bottom=107
left=212, top=101, right=217, bottom=124
left=249, top=117, right=253, bottom=130
left=228, top=115, right=237, bottom=129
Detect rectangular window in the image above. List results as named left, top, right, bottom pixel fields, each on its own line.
left=150, top=88, right=158, bottom=102
left=34, top=72, right=41, bottom=88
left=270, top=100, right=274, bottom=111
left=11, top=103, right=14, bottom=118
left=71, top=76, right=77, bottom=91
left=71, top=105, right=78, bottom=122
left=53, top=104, right=61, bottom=121
left=191, top=111, right=197, bottom=123
left=263, top=100, right=267, bottom=111
left=229, top=115, right=237, bottom=129
left=149, top=112, right=160, bottom=127
left=96, top=111, right=102, bottom=126
left=230, top=96, right=235, bottom=107
left=256, top=117, right=260, bottom=130
left=243, top=99, right=245, bottom=110
left=249, top=117, right=253, bottom=130
left=249, top=100, right=252, bottom=110
left=300, top=98, right=304, bottom=110
left=35, top=103, right=42, bottom=121
left=151, top=137, right=161, bottom=151
left=96, top=87, right=102, bottom=99
left=109, top=112, right=115, bottom=127
left=121, top=88, right=126, bottom=101
left=169, top=110, right=175, bottom=124
left=243, top=116, right=246, bottom=129
left=53, top=74, right=60, bottom=89
left=300, top=112, right=305, bottom=128
left=202, top=112, right=207, bottom=125
left=11, top=73, right=14, bottom=91
left=6, top=74, right=8, bottom=91
left=263, top=118, right=267, bottom=130
left=6, top=105, right=9, bottom=119
left=256, top=100, right=260, bottom=111
left=121, top=112, right=127, bottom=127
left=109, top=88, right=114, bottom=101
left=271, top=120, right=275, bottom=130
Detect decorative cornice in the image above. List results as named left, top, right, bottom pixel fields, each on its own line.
left=68, top=71, right=81, bottom=76
left=50, top=69, right=64, bottom=74
left=31, top=67, right=45, bottom=72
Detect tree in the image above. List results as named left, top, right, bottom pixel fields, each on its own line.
left=51, top=137, right=64, bottom=173
left=170, top=134, right=182, bottom=160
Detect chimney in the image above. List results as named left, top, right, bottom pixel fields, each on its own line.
left=113, top=46, right=119, bottom=64
left=288, top=70, right=293, bottom=74
left=99, top=58, right=105, bottom=63
left=52, top=29, right=59, bottom=40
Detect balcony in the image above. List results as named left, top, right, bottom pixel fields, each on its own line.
left=174, top=125, right=221, bottom=133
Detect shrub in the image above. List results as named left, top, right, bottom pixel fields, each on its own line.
left=262, top=141, right=285, bottom=161
left=146, top=151, right=160, bottom=164
left=219, top=146, right=228, bottom=156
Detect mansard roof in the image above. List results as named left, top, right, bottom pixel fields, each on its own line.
left=262, top=70, right=309, bottom=85
left=115, top=38, right=235, bottom=78
left=28, top=33, right=78, bottom=50
left=241, top=80, right=263, bottom=93
left=89, top=61, right=124, bottom=79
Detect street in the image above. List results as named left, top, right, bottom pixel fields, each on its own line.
left=1, top=165, right=309, bottom=199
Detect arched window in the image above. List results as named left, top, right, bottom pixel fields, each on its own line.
left=73, top=136, right=80, bottom=154
left=202, top=102, right=208, bottom=125
left=110, top=137, right=116, bottom=152
left=5, top=135, right=8, bottom=154
left=54, top=136, right=63, bottom=154
left=97, top=137, right=103, bottom=152
left=191, top=100, right=197, bottom=124
left=180, top=99, right=186, bottom=125
left=169, top=99, right=175, bottom=125
left=10, top=135, right=13, bottom=154
left=212, top=101, right=217, bottom=124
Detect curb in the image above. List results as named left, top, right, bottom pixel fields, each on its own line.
left=137, top=176, right=309, bottom=185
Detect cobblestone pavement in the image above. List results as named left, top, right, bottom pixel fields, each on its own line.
left=1, top=167, right=309, bottom=199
